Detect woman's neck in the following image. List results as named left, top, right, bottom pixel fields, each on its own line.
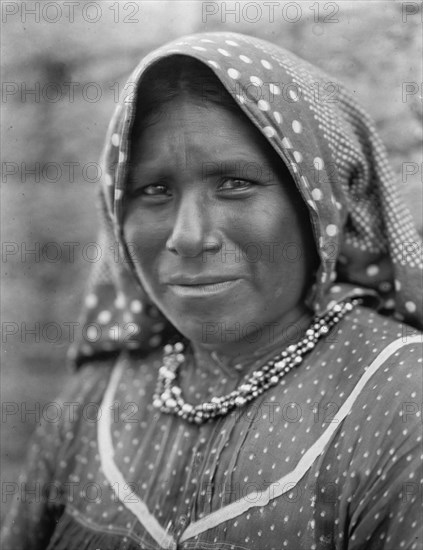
left=188, top=305, right=314, bottom=379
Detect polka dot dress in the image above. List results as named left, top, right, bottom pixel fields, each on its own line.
left=68, top=31, right=422, bottom=365
left=1, top=307, right=422, bottom=549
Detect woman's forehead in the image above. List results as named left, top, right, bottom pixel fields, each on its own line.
left=131, top=95, right=282, bottom=170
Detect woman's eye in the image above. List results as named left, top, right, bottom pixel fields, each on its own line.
left=219, top=178, right=254, bottom=191
left=142, top=184, right=170, bottom=196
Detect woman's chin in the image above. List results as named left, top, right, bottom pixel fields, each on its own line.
left=163, top=307, right=263, bottom=350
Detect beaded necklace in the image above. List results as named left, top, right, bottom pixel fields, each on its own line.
left=153, top=300, right=359, bottom=424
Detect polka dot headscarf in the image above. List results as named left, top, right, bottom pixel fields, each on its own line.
left=70, top=32, right=422, bottom=366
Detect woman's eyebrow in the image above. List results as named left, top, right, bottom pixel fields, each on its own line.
left=201, top=158, right=275, bottom=179
left=126, top=164, right=169, bottom=187
left=129, top=155, right=274, bottom=173
left=129, top=161, right=167, bottom=176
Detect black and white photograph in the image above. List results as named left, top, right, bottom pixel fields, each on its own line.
left=1, top=1, right=422, bottom=548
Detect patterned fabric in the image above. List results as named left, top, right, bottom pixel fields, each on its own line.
left=1, top=307, right=422, bottom=549
left=68, top=31, right=422, bottom=366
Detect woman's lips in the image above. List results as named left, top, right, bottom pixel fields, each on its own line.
left=167, top=279, right=240, bottom=297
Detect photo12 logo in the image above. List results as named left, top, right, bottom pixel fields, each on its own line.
left=202, top=2, right=340, bottom=24
left=2, top=1, right=141, bottom=24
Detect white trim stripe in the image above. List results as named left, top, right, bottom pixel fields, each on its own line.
left=180, top=336, right=421, bottom=541
left=98, top=359, right=177, bottom=550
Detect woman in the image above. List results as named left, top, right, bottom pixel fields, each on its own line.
left=2, top=32, right=422, bottom=549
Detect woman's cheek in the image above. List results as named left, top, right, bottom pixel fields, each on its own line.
left=124, top=224, right=162, bottom=295
left=124, top=213, right=167, bottom=261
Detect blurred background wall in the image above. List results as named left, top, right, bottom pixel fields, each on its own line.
left=1, top=0, right=422, bottom=520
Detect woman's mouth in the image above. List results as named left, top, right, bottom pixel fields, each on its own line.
left=167, top=279, right=240, bottom=297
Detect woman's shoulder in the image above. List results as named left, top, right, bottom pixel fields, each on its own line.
left=341, top=304, right=421, bottom=341
left=31, top=357, right=118, bottom=449
left=59, top=357, right=116, bottom=404
left=339, top=304, right=421, bottom=384
left=310, top=305, right=422, bottom=437
left=337, top=304, right=421, bottom=364
left=332, top=306, right=422, bottom=436
left=54, top=350, right=161, bottom=431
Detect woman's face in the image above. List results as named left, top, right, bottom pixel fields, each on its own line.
left=124, top=95, right=317, bottom=350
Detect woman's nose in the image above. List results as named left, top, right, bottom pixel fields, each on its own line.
left=165, top=194, right=219, bottom=258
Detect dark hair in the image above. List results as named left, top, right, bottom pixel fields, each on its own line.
left=131, top=55, right=241, bottom=139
